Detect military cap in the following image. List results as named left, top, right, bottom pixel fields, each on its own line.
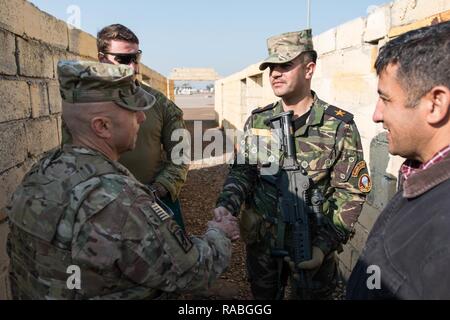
left=259, top=29, right=314, bottom=70
left=57, top=60, right=156, bottom=111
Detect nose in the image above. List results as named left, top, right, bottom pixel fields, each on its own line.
left=269, top=65, right=282, bottom=78
left=372, top=98, right=384, bottom=123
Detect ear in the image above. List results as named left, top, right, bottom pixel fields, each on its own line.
left=91, top=116, right=112, bottom=139
left=98, top=52, right=108, bottom=63
left=305, top=61, right=316, bottom=80
left=426, top=85, right=450, bottom=125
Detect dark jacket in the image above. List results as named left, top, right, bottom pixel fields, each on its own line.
left=346, top=152, right=450, bottom=300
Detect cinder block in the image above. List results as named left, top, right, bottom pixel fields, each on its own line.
left=0, top=29, right=17, bottom=75
left=337, top=259, right=352, bottom=282
left=52, top=50, right=83, bottom=84
left=17, top=38, right=54, bottom=79
left=319, top=45, right=373, bottom=78
left=30, top=82, right=50, bottom=118
left=0, top=222, right=11, bottom=300
left=23, top=1, right=68, bottom=49
left=330, top=75, right=377, bottom=109
left=349, top=222, right=369, bottom=253
left=338, top=243, right=353, bottom=271
left=0, top=122, right=27, bottom=171
left=0, top=162, right=31, bottom=211
left=48, top=81, right=62, bottom=115
left=25, top=117, right=59, bottom=157
left=358, top=203, right=381, bottom=232
left=0, top=80, right=30, bottom=122
left=364, top=5, right=391, bottom=42
left=391, top=0, right=449, bottom=28
left=313, top=28, right=336, bottom=55
left=0, top=0, right=25, bottom=36
left=336, top=17, right=366, bottom=50
left=68, top=28, right=98, bottom=58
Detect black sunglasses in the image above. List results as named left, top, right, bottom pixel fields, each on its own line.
left=101, top=50, right=142, bottom=65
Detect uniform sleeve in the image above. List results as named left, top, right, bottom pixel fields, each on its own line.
left=72, top=180, right=231, bottom=295
left=216, top=117, right=258, bottom=216
left=155, top=96, right=189, bottom=201
left=314, top=121, right=370, bottom=255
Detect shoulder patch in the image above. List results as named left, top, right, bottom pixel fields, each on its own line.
left=358, top=174, right=372, bottom=193
left=252, top=103, right=275, bottom=115
left=324, top=105, right=354, bottom=123
left=352, top=160, right=367, bottom=177
left=168, top=221, right=193, bottom=253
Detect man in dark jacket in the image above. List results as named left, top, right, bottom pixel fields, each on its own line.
left=346, top=21, right=450, bottom=300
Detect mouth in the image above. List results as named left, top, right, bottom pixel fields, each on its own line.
left=272, top=81, right=285, bottom=86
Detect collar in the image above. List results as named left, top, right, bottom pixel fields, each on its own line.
left=62, top=144, right=133, bottom=177
left=403, top=149, right=450, bottom=199
left=273, top=91, right=324, bottom=136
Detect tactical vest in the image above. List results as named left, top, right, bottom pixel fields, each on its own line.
left=7, top=146, right=161, bottom=300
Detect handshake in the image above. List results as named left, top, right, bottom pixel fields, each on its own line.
left=208, top=207, right=240, bottom=241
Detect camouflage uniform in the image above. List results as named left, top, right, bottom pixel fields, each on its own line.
left=216, top=30, right=370, bottom=300
left=62, top=81, right=188, bottom=230
left=7, top=61, right=231, bottom=300
left=118, top=82, right=189, bottom=230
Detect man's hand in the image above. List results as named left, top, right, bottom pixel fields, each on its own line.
left=284, top=246, right=325, bottom=271
left=208, top=212, right=240, bottom=241
left=213, top=206, right=232, bottom=222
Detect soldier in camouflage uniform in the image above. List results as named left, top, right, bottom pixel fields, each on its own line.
left=6, top=61, right=238, bottom=300
left=214, top=29, right=371, bottom=299
left=63, top=24, right=188, bottom=230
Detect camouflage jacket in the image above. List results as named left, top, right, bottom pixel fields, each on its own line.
left=216, top=92, right=370, bottom=255
left=62, top=82, right=189, bottom=201
left=7, top=145, right=230, bottom=300
left=119, top=83, right=189, bottom=200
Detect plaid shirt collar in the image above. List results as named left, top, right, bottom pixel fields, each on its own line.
left=400, top=145, right=450, bottom=181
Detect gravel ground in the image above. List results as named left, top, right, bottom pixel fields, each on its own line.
left=179, top=163, right=252, bottom=300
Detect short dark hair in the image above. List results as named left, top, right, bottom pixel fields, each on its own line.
left=97, top=24, right=139, bottom=53
left=301, top=50, right=318, bottom=64
left=375, top=21, right=450, bottom=107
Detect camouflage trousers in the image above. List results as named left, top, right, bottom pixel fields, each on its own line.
left=246, top=233, right=338, bottom=300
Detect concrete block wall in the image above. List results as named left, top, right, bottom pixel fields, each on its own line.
left=0, top=0, right=172, bottom=300
left=214, top=0, right=450, bottom=280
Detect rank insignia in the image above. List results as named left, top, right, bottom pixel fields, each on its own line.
left=335, top=109, right=346, bottom=117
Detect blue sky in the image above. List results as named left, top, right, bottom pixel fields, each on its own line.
left=29, top=0, right=390, bottom=77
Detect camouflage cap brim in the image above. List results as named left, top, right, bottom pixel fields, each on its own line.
left=259, top=51, right=303, bottom=70
left=57, top=60, right=156, bottom=111
left=114, top=86, right=156, bottom=111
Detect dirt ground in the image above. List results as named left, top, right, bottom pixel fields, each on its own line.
left=179, top=163, right=252, bottom=300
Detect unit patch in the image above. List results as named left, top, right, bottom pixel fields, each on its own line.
left=168, top=221, right=193, bottom=253
left=358, top=173, right=372, bottom=193
left=352, top=160, right=367, bottom=177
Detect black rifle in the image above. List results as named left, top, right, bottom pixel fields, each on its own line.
left=261, top=110, right=324, bottom=299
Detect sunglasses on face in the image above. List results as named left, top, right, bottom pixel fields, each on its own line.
left=101, top=50, right=142, bottom=65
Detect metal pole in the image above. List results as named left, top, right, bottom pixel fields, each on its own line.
left=307, top=0, right=311, bottom=29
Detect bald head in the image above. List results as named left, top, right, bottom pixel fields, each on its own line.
left=62, top=101, right=120, bottom=141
